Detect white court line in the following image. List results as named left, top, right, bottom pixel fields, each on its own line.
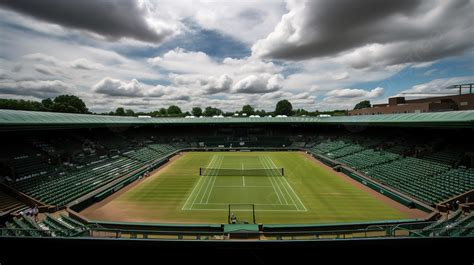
left=265, top=155, right=301, bottom=210
left=261, top=156, right=287, bottom=205
left=193, top=203, right=285, bottom=206
left=203, top=156, right=223, bottom=204
left=213, top=185, right=273, bottom=188
left=266, top=155, right=307, bottom=212
left=184, top=155, right=218, bottom=210
left=264, top=155, right=298, bottom=208
left=193, top=155, right=218, bottom=205
left=242, top=163, right=245, bottom=187
left=259, top=156, right=285, bottom=205
left=181, top=155, right=216, bottom=210
left=200, top=155, right=222, bottom=204
left=185, top=154, right=306, bottom=212
left=184, top=208, right=302, bottom=212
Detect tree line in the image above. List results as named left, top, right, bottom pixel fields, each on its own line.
left=0, top=95, right=88, bottom=114
left=107, top=99, right=348, bottom=117
left=0, top=95, right=356, bottom=117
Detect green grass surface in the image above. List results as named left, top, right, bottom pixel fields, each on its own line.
left=84, top=152, right=408, bottom=224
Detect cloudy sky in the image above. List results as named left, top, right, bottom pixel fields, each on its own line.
left=0, top=0, right=473, bottom=113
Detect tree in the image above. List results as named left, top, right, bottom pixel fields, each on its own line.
left=294, top=108, right=309, bottom=116
left=115, top=107, right=126, bottom=116
left=158, top=108, right=167, bottom=116
left=167, top=105, right=182, bottom=115
left=0, top=99, right=41, bottom=111
left=203, top=106, right=222, bottom=117
left=52, top=95, right=88, bottom=113
left=274, top=99, right=293, bottom=116
left=241, top=104, right=255, bottom=116
left=191, top=107, right=203, bottom=117
left=125, top=109, right=135, bottom=116
left=354, top=100, right=371, bottom=110
left=255, top=109, right=266, bottom=116
left=41, top=98, right=54, bottom=111
left=0, top=95, right=89, bottom=114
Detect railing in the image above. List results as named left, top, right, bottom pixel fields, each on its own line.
left=1, top=221, right=472, bottom=240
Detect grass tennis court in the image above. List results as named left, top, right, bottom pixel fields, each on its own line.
left=182, top=154, right=306, bottom=212
left=82, top=152, right=418, bottom=224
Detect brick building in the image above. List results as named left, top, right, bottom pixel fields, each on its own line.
left=350, top=83, right=474, bottom=116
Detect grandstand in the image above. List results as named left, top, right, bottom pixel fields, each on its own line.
left=0, top=109, right=473, bottom=262
left=0, top=191, right=28, bottom=215
left=8, top=143, right=181, bottom=207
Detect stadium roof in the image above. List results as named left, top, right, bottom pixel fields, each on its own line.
left=0, top=109, right=473, bottom=130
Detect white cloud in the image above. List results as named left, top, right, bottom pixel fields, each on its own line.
left=395, top=76, right=474, bottom=97
left=93, top=77, right=143, bottom=97
left=69, top=58, right=104, bottom=70
left=326, top=87, right=384, bottom=99
left=23, top=53, right=62, bottom=65
left=1, top=1, right=472, bottom=113
left=146, top=0, right=286, bottom=44
left=149, top=48, right=285, bottom=95
left=232, top=74, right=283, bottom=94
left=92, top=77, right=192, bottom=101
left=203, top=75, right=233, bottom=94
left=148, top=48, right=216, bottom=74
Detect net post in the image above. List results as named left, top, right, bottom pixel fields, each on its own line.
left=199, top=168, right=201, bottom=176
left=252, top=204, right=256, bottom=224
left=281, top=168, right=284, bottom=176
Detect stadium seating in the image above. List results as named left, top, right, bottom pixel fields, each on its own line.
left=417, top=210, right=474, bottom=237
left=288, top=142, right=306, bottom=148
left=447, top=213, right=474, bottom=236
left=325, top=144, right=366, bottom=159
left=337, top=149, right=401, bottom=170
left=13, top=154, right=56, bottom=181
left=310, top=140, right=351, bottom=154
left=384, top=145, right=411, bottom=155
left=0, top=191, right=28, bottom=215
left=2, top=213, right=86, bottom=237
left=364, top=158, right=473, bottom=205
left=299, top=137, right=472, bottom=206
left=10, top=144, right=180, bottom=206
left=423, top=150, right=463, bottom=166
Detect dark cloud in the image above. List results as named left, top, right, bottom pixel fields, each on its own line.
left=11, top=64, right=22, bottom=72
left=253, top=0, right=474, bottom=64
left=34, top=64, right=55, bottom=76
left=239, top=9, right=265, bottom=25
left=0, top=79, right=69, bottom=98
left=0, top=0, right=173, bottom=43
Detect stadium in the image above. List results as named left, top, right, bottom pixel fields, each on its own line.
left=0, top=109, right=473, bottom=262
left=1, top=0, right=474, bottom=263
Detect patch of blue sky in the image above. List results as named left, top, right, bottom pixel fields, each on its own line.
left=116, top=22, right=251, bottom=60
left=351, top=55, right=474, bottom=96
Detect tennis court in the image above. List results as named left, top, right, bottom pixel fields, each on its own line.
left=81, top=151, right=415, bottom=224
left=182, top=154, right=307, bottom=212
